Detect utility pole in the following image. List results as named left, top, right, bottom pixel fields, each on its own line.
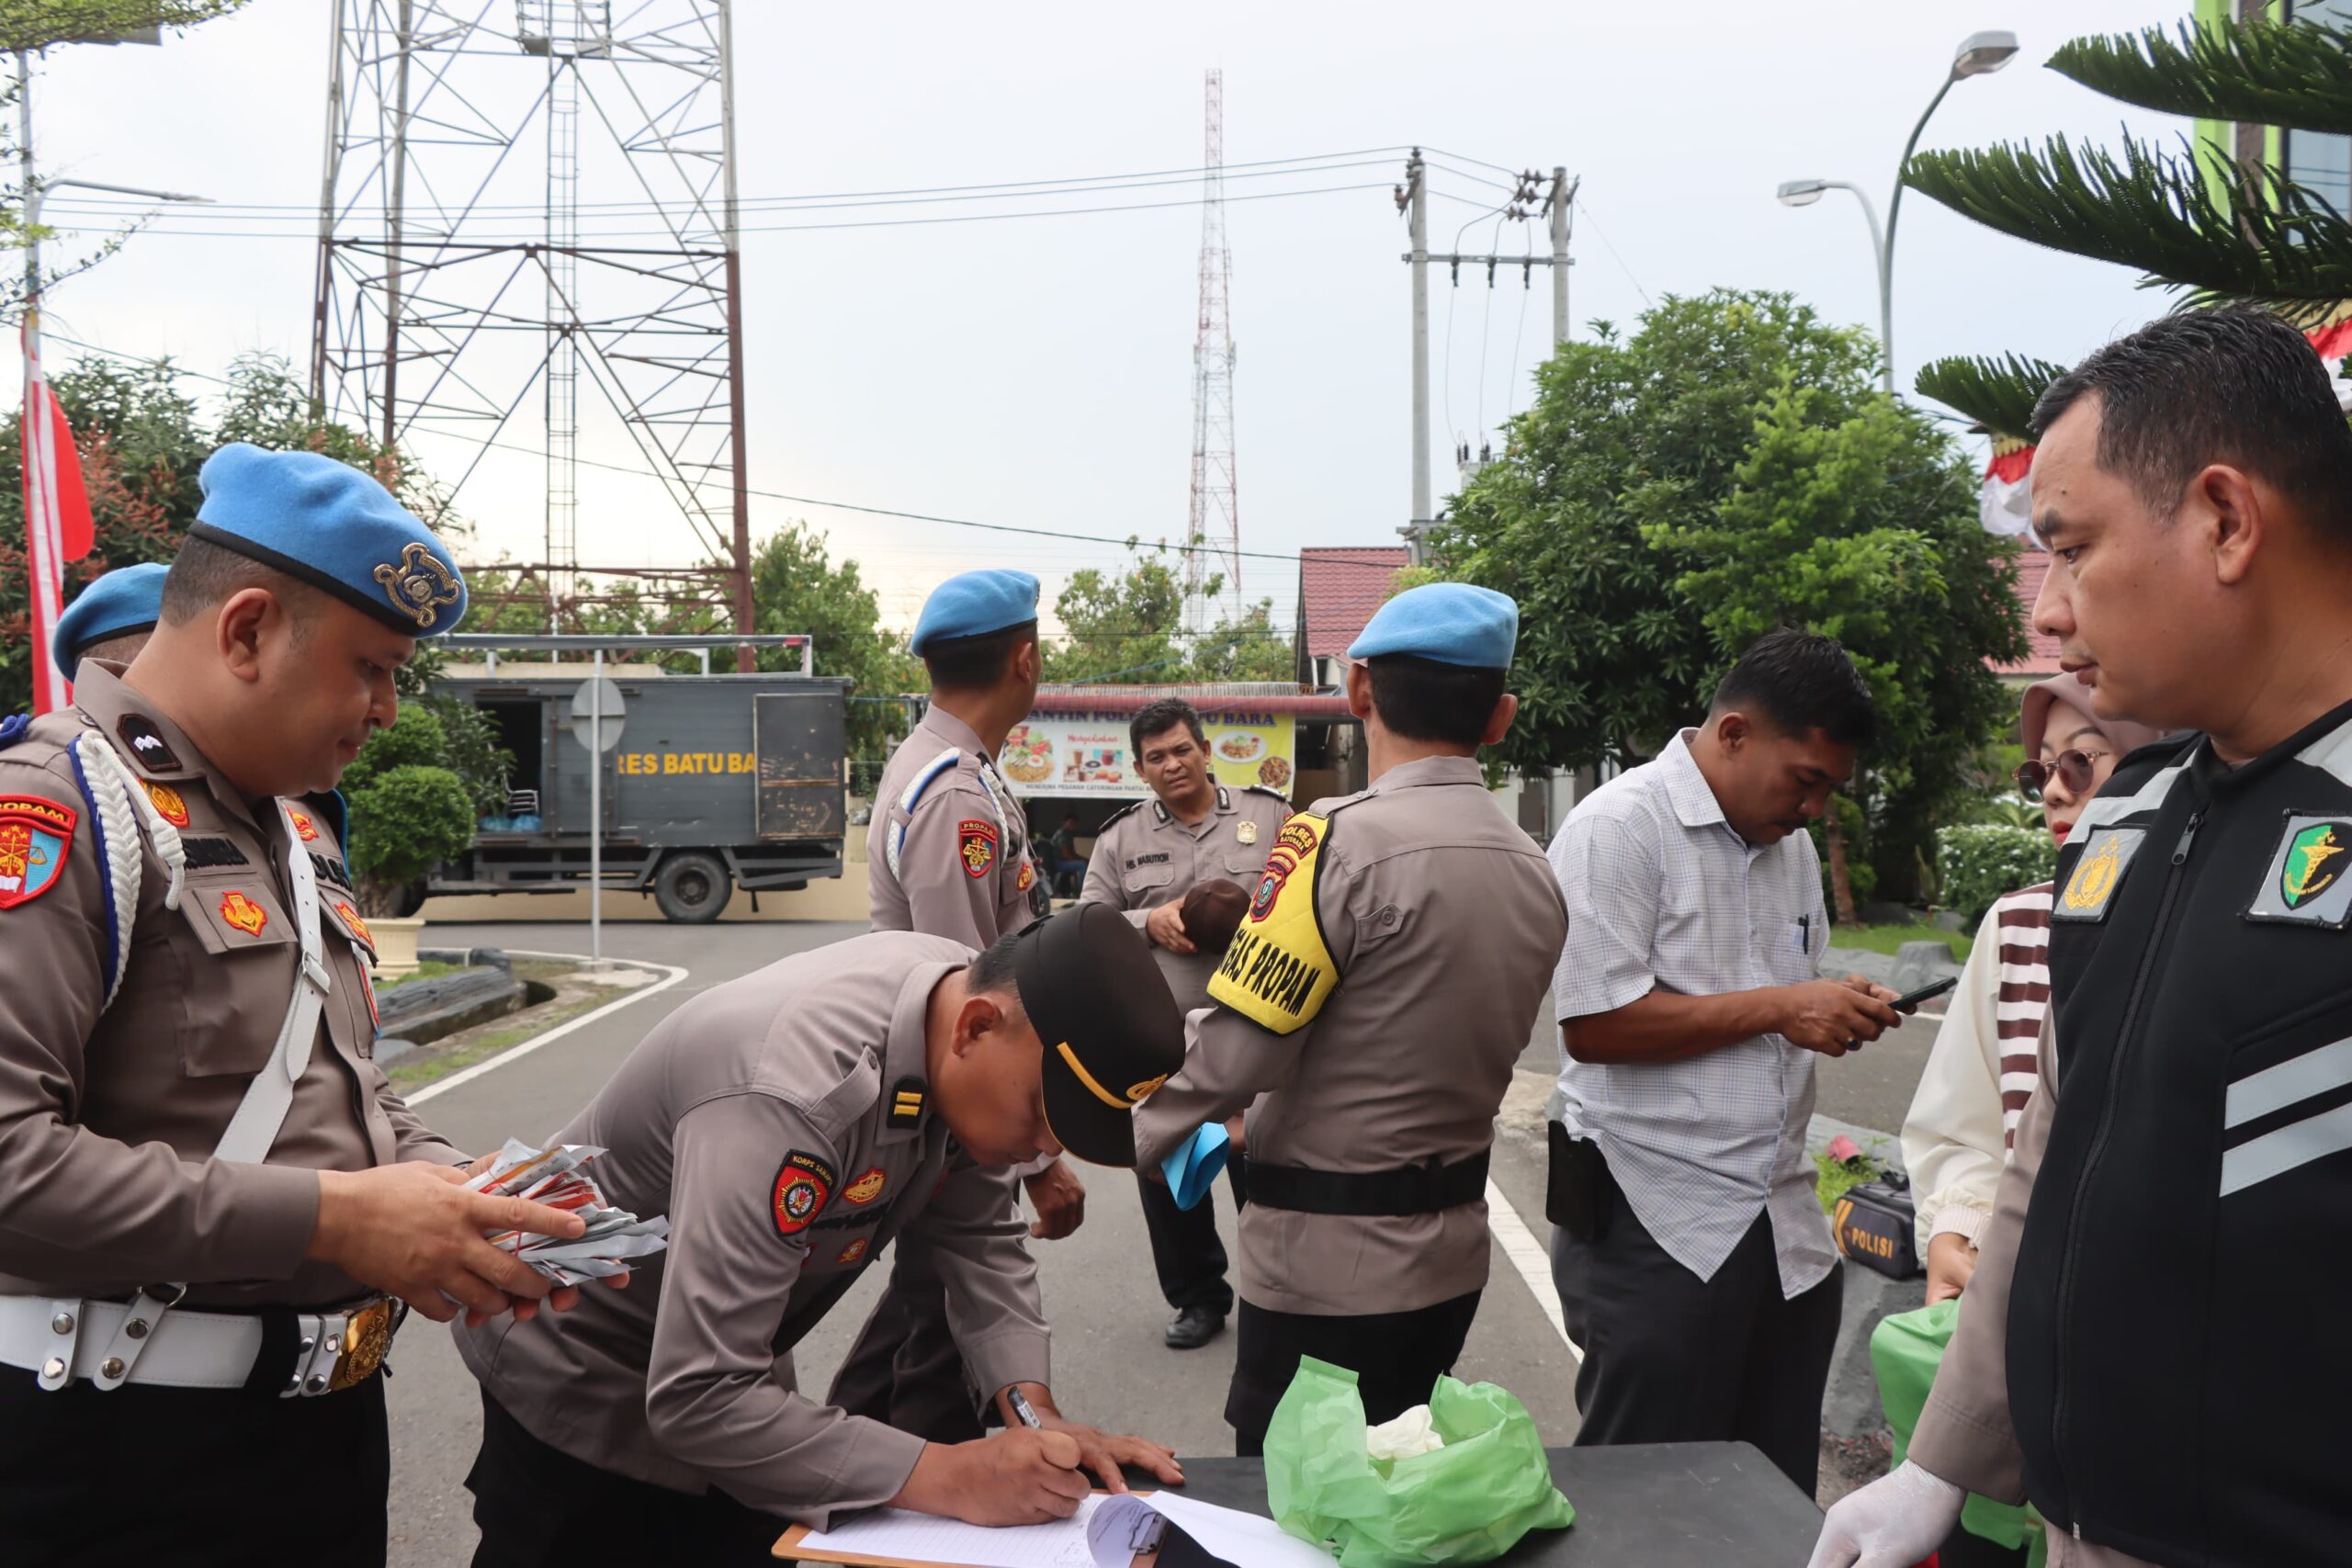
left=1397, top=156, right=1573, bottom=562
left=1404, top=151, right=1430, bottom=564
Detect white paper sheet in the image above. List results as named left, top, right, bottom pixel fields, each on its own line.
left=789, top=1490, right=1339, bottom=1568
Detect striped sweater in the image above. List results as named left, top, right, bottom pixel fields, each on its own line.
left=1900, top=883, right=2053, bottom=1250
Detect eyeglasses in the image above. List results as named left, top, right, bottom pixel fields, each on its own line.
left=2014, top=749, right=2110, bottom=802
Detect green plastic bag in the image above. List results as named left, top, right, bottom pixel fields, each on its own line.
left=1262, top=1357, right=1575, bottom=1567
left=1871, top=1299, right=2048, bottom=1568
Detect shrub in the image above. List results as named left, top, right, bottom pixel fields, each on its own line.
left=1937, top=824, right=2056, bottom=924
left=341, top=705, right=489, bottom=917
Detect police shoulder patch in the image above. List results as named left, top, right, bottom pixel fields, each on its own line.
left=1207, top=809, right=1340, bottom=1034
left=958, top=818, right=997, bottom=879
left=2051, top=825, right=2147, bottom=925
left=0, top=794, right=77, bottom=911
left=772, top=1149, right=838, bottom=1236
left=2247, top=812, right=2352, bottom=927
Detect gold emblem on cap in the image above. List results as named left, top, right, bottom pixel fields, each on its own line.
left=373, top=542, right=460, bottom=629
left=1237, top=820, right=1258, bottom=845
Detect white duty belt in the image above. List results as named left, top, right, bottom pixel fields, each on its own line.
left=5, top=789, right=388, bottom=1397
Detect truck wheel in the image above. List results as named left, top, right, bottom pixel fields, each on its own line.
left=653, top=852, right=731, bottom=924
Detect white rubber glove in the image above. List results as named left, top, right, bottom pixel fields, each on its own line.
left=1805, top=1461, right=1967, bottom=1568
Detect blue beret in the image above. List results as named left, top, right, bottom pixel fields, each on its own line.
left=52, top=561, right=168, bottom=679
left=910, top=569, right=1040, bottom=656
left=1347, top=581, right=1520, bottom=669
left=190, top=443, right=468, bottom=636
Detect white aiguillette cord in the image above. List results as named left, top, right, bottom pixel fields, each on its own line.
left=91, top=802, right=331, bottom=1392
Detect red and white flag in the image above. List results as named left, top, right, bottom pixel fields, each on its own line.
left=19, top=319, right=94, bottom=714
left=2307, top=313, right=2352, bottom=414
left=1981, top=434, right=2038, bottom=543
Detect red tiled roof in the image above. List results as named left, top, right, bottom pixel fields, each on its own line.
left=1998, top=550, right=2064, bottom=676
left=1298, top=546, right=1409, bottom=660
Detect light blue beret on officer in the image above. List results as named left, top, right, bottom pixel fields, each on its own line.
left=188, top=443, right=469, bottom=637
left=908, top=568, right=1040, bottom=656
left=1347, top=581, right=1520, bottom=670
left=51, top=561, right=169, bottom=679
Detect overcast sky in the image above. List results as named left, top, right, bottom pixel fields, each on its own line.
left=14, top=1, right=2179, bottom=637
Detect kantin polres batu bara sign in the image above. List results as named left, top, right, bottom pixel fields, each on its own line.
left=996, top=709, right=1296, bottom=800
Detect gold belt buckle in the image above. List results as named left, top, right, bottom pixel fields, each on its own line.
left=327, top=1299, right=397, bottom=1392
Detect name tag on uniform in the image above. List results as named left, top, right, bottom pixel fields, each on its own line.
left=2052, top=826, right=2146, bottom=923
left=2247, top=814, right=2352, bottom=928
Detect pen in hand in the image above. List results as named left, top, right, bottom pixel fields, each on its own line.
left=1007, top=1385, right=1046, bottom=1430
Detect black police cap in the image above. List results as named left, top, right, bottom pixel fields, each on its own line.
left=1012, top=902, right=1184, bottom=1168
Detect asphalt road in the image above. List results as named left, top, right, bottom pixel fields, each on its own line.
left=385, top=919, right=1593, bottom=1568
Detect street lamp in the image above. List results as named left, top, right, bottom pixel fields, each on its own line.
left=1779, top=28, right=2018, bottom=393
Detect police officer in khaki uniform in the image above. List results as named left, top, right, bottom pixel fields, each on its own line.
left=0, top=445, right=596, bottom=1565
left=459, top=905, right=1188, bottom=1565
left=1133, top=583, right=1566, bottom=1454
left=835, top=569, right=1088, bottom=1440
left=1080, top=696, right=1289, bottom=1349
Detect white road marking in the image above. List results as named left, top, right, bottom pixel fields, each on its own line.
left=1486, top=1176, right=1582, bottom=1363
left=406, top=952, right=690, bottom=1107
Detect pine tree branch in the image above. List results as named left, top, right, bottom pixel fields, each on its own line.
left=1905, top=132, right=2352, bottom=306
left=1913, top=355, right=2068, bottom=441
left=2052, top=17, right=2352, bottom=139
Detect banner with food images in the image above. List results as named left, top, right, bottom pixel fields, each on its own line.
left=998, top=710, right=1295, bottom=800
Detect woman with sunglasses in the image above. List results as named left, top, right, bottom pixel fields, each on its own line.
left=1904, top=678, right=2165, bottom=1307
left=1888, top=678, right=2164, bottom=1567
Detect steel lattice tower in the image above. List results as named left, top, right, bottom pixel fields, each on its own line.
left=1184, top=68, right=1240, bottom=636
left=309, top=0, right=753, bottom=656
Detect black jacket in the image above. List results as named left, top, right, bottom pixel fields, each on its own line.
left=2011, top=700, right=2352, bottom=1565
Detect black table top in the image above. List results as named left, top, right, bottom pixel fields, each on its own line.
left=782, top=1441, right=1822, bottom=1566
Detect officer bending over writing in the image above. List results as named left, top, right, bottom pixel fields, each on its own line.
left=458, top=904, right=1186, bottom=1566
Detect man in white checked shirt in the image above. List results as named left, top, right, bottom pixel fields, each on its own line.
left=1545, top=630, right=1903, bottom=1493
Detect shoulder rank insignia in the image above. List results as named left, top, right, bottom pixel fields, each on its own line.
left=219, top=889, right=269, bottom=937
left=958, top=818, right=997, bottom=879
left=2052, top=826, right=2146, bottom=924
left=772, top=1150, right=837, bottom=1237
left=2247, top=814, right=2352, bottom=927
left=115, top=714, right=182, bottom=774
left=1209, top=811, right=1340, bottom=1033
left=144, top=782, right=190, bottom=829
left=0, top=795, right=76, bottom=910
left=888, top=1077, right=927, bottom=1130
left=844, top=1167, right=888, bottom=1205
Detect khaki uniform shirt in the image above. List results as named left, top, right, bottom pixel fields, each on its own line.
left=866, top=705, right=1035, bottom=950
left=1077, top=782, right=1292, bottom=1007
left=454, top=932, right=1048, bottom=1529
left=1132, top=756, right=1566, bottom=1315
left=0, top=663, right=455, bottom=1310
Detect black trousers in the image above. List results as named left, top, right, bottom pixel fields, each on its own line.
left=1552, top=1202, right=1842, bottom=1494
left=0, top=1367, right=390, bottom=1568
left=468, top=1387, right=785, bottom=1566
left=1226, top=1289, right=1483, bottom=1457
left=826, top=1245, right=988, bottom=1444
left=1134, top=1156, right=1242, bottom=1315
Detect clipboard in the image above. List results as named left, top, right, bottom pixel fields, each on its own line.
left=771, top=1494, right=1160, bottom=1567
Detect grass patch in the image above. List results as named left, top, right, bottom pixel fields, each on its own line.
left=385, top=991, right=607, bottom=1091
left=1815, top=1134, right=1895, bottom=1214
left=372, top=959, right=460, bottom=991
left=1826, top=921, right=1973, bottom=962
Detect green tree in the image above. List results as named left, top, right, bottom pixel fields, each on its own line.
left=338, top=703, right=491, bottom=917
left=1907, top=11, right=2352, bottom=424
left=1190, top=598, right=1296, bottom=682
left=1043, top=547, right=1188, bottom=683
left=741, top=522, right=922, bottom=759
left=1432, top=288, right=2028, bottom=911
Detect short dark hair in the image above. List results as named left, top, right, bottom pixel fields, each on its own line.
left=967, top=930, right=1027, bottom=1015
left=922, top=620, right=1037, bottom=693
left=2033, top=307, right=2352, bottom=541
left=1365, top=653, right=1507, bottom=748
left=160, top=536, right=318, bottom=630
left=1129, top=698, right=1205, bottom=757
left=1709, top=628, right=1876, bottom=749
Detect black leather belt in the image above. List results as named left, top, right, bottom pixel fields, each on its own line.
left=1242, top=1152, right=1490, bottom=1217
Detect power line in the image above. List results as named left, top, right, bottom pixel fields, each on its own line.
left=1575, top=197, right=1653, bottom=309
